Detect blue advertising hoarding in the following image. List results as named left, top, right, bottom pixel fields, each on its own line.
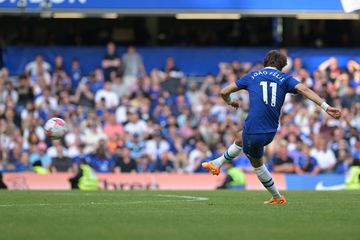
left=285, top=174, right=346, bottom=190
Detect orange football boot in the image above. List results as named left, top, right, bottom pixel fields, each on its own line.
left=264, top=195, right=287, bottom=205
left=201, top=161, right=220, bottom=176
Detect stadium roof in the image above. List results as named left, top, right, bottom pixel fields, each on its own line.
left=0, top=0, right=359, bottom=19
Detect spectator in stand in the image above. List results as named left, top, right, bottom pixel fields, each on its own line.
left=341, top=85, right=359, bottom=109
left=110, top=71, right=127, bottom=99
left=330, top=129, right=349, bottom=157
left=58, top=90, right=76, bottom=118
left=334, top=73, right=350, bottom=97
left=70, top=58, right=83, bottom=93
left=290, top=57, right=303, bottom=75
left=271, top=143, right=295, bottom=173
left=113, top=147, right=137, bottom=173
left=73, top=81, right=94, bottom=111
left=4, top=107, right=21, bottom=132
left=47, top=140, right=67, bottom=158
left=0, top=80, right=18, bottom=106
left=88, top=140, right=114, bottom=173
left=318, top=57, right=342, bottom=83
left=7, top=142, right=22, bottom=169
left=16, top=74, right=34, bottom=111
left=334, top=149, right=351, bottom=174
left=83, top=122, right=107, bottom=153
left=71, top=143, right=88, bottom=171
left=52, top=69, right=71, bottom=94
left=347, top=59, right=360, bottom=78
left=94, top=82, right=119, bottom=109
left=186, top=140, right=209, bottom=173
left=124, top=111, right=148, bottom=138
left=0, top=67, right=11, bottom=83
left=50, top=144, right=72, bottom=173
left=13, top=152, right=31, bottom=172
left=85, top=69, right=104, bottom=94
left=35, top=87, right=58, bottom=112
left=294, top=144, right=320, bottom=175
left=102, top=42, right=121, bottom=81
left=126, top=133, right=145, bottom=160
left=279, top=48, right=293, bottom=73
left=103, top=112, right=124, bottom=139
left=158, top=57, right=184, bottom=94
left=352, top=139, right=360, bottom=160
left=136, top=155, right=152, bottom=173
left=54, top=55, right=65, bottom=73
left=64, top=125, right=83, bottom=159
left=144, top=132, right=170, bottom=172
left=25, top=54, right=51, bottom=77
left=30, top=62, right=52, bottom=87
left=351, top=70, right=360, bottom=93
left=310, top=135, right=336, bottom=173
left=107, top=133, right=124, bottom=154
left=156, top=151, right=175, bottom=172
left=186, top=82, right=205, bottom=110
left=121, top=46, right=145, bottom=77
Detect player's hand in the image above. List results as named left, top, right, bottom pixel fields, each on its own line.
left=326, top=106, right=341, bottom=119
left=227, top=100, right=240, bottom=109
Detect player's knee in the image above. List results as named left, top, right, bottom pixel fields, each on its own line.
left=235, top=131, right=243, bottom=147
left=249, top=158, right=263, bottom=168
left=235, top=139, right=242, bottom=147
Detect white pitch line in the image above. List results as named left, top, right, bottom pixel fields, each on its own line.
left=0, top=203, right=50, bottom=207
left=0, top=194, right=208, bottom=208
left=157, top=194, right=209, bottom=201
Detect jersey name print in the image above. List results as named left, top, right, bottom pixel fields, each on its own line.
left=235, top=67, right=300, bottom=134
left=250, top=70, right=286, bottom=82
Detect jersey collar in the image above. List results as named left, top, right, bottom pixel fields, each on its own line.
left=264, top=66, right=277, bottom=70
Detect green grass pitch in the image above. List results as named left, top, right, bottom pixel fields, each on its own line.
left=0, top=190, right=359, bottom=240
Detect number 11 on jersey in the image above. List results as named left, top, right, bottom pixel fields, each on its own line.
left=260, top=81, right=277, bottom=107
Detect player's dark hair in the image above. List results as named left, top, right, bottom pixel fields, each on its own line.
left=263, top=50, right=287, bottom=71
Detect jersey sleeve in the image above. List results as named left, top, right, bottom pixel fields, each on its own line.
left=235, top=73, right=251, bottom=89
left=286, top=76, right=301, bottom=94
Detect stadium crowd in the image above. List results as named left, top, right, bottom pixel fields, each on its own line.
left=0, top=43, right=359, bottom=174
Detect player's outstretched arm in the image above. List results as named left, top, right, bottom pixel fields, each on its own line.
left=220, top=83, right=240, bottom=109
left=294, top=83, right=341, bottom=119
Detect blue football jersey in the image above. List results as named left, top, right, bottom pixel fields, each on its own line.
left=235, top=67, right=300, bottom=134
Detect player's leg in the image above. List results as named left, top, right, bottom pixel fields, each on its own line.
left=202, top=131, right=243, bottom=175
left=247, top=155, right=285, bottom=203
left=213, top=131, right=243, bottom=166
left=243, top=132, right=286, bottom=204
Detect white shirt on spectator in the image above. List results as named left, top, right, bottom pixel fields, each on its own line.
left=83, top=127, right=107, bottom=153
left=21, top=109, right=39, bottom=120
left=186, top=148, right=203, bottom=173
left=67, top=146, right=80, bottom=158
left=125, top=120, right=148, bottom=137
left=35, top=96, right=58, bottom=111
left=145, top=139, right=169, bottom=161
left=65, top=132, right=85, bottom=147
left=0, top=134, right=11, bottom=151
left=25, top=61, right=51, bottom=76
left=47, top=147, right=69, bottom=158
left=310, top=148, right=336, bottom=170
left=35, top=126, right=46, bottom=141
left=210, top=103, right=227, bottom=122
left=115, top=105, right=128, bottom=123
left=94, top=89, right=119, bottom=109
left=0, top=89, right=18, bottom=104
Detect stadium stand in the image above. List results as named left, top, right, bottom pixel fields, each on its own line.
left=0, top=44, right=359, bottom=175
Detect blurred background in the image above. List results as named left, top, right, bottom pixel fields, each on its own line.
left=0, top=0, right=359, bottom=190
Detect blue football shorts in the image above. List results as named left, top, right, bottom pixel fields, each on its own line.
left=242, top=130, right=276, bottom=159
